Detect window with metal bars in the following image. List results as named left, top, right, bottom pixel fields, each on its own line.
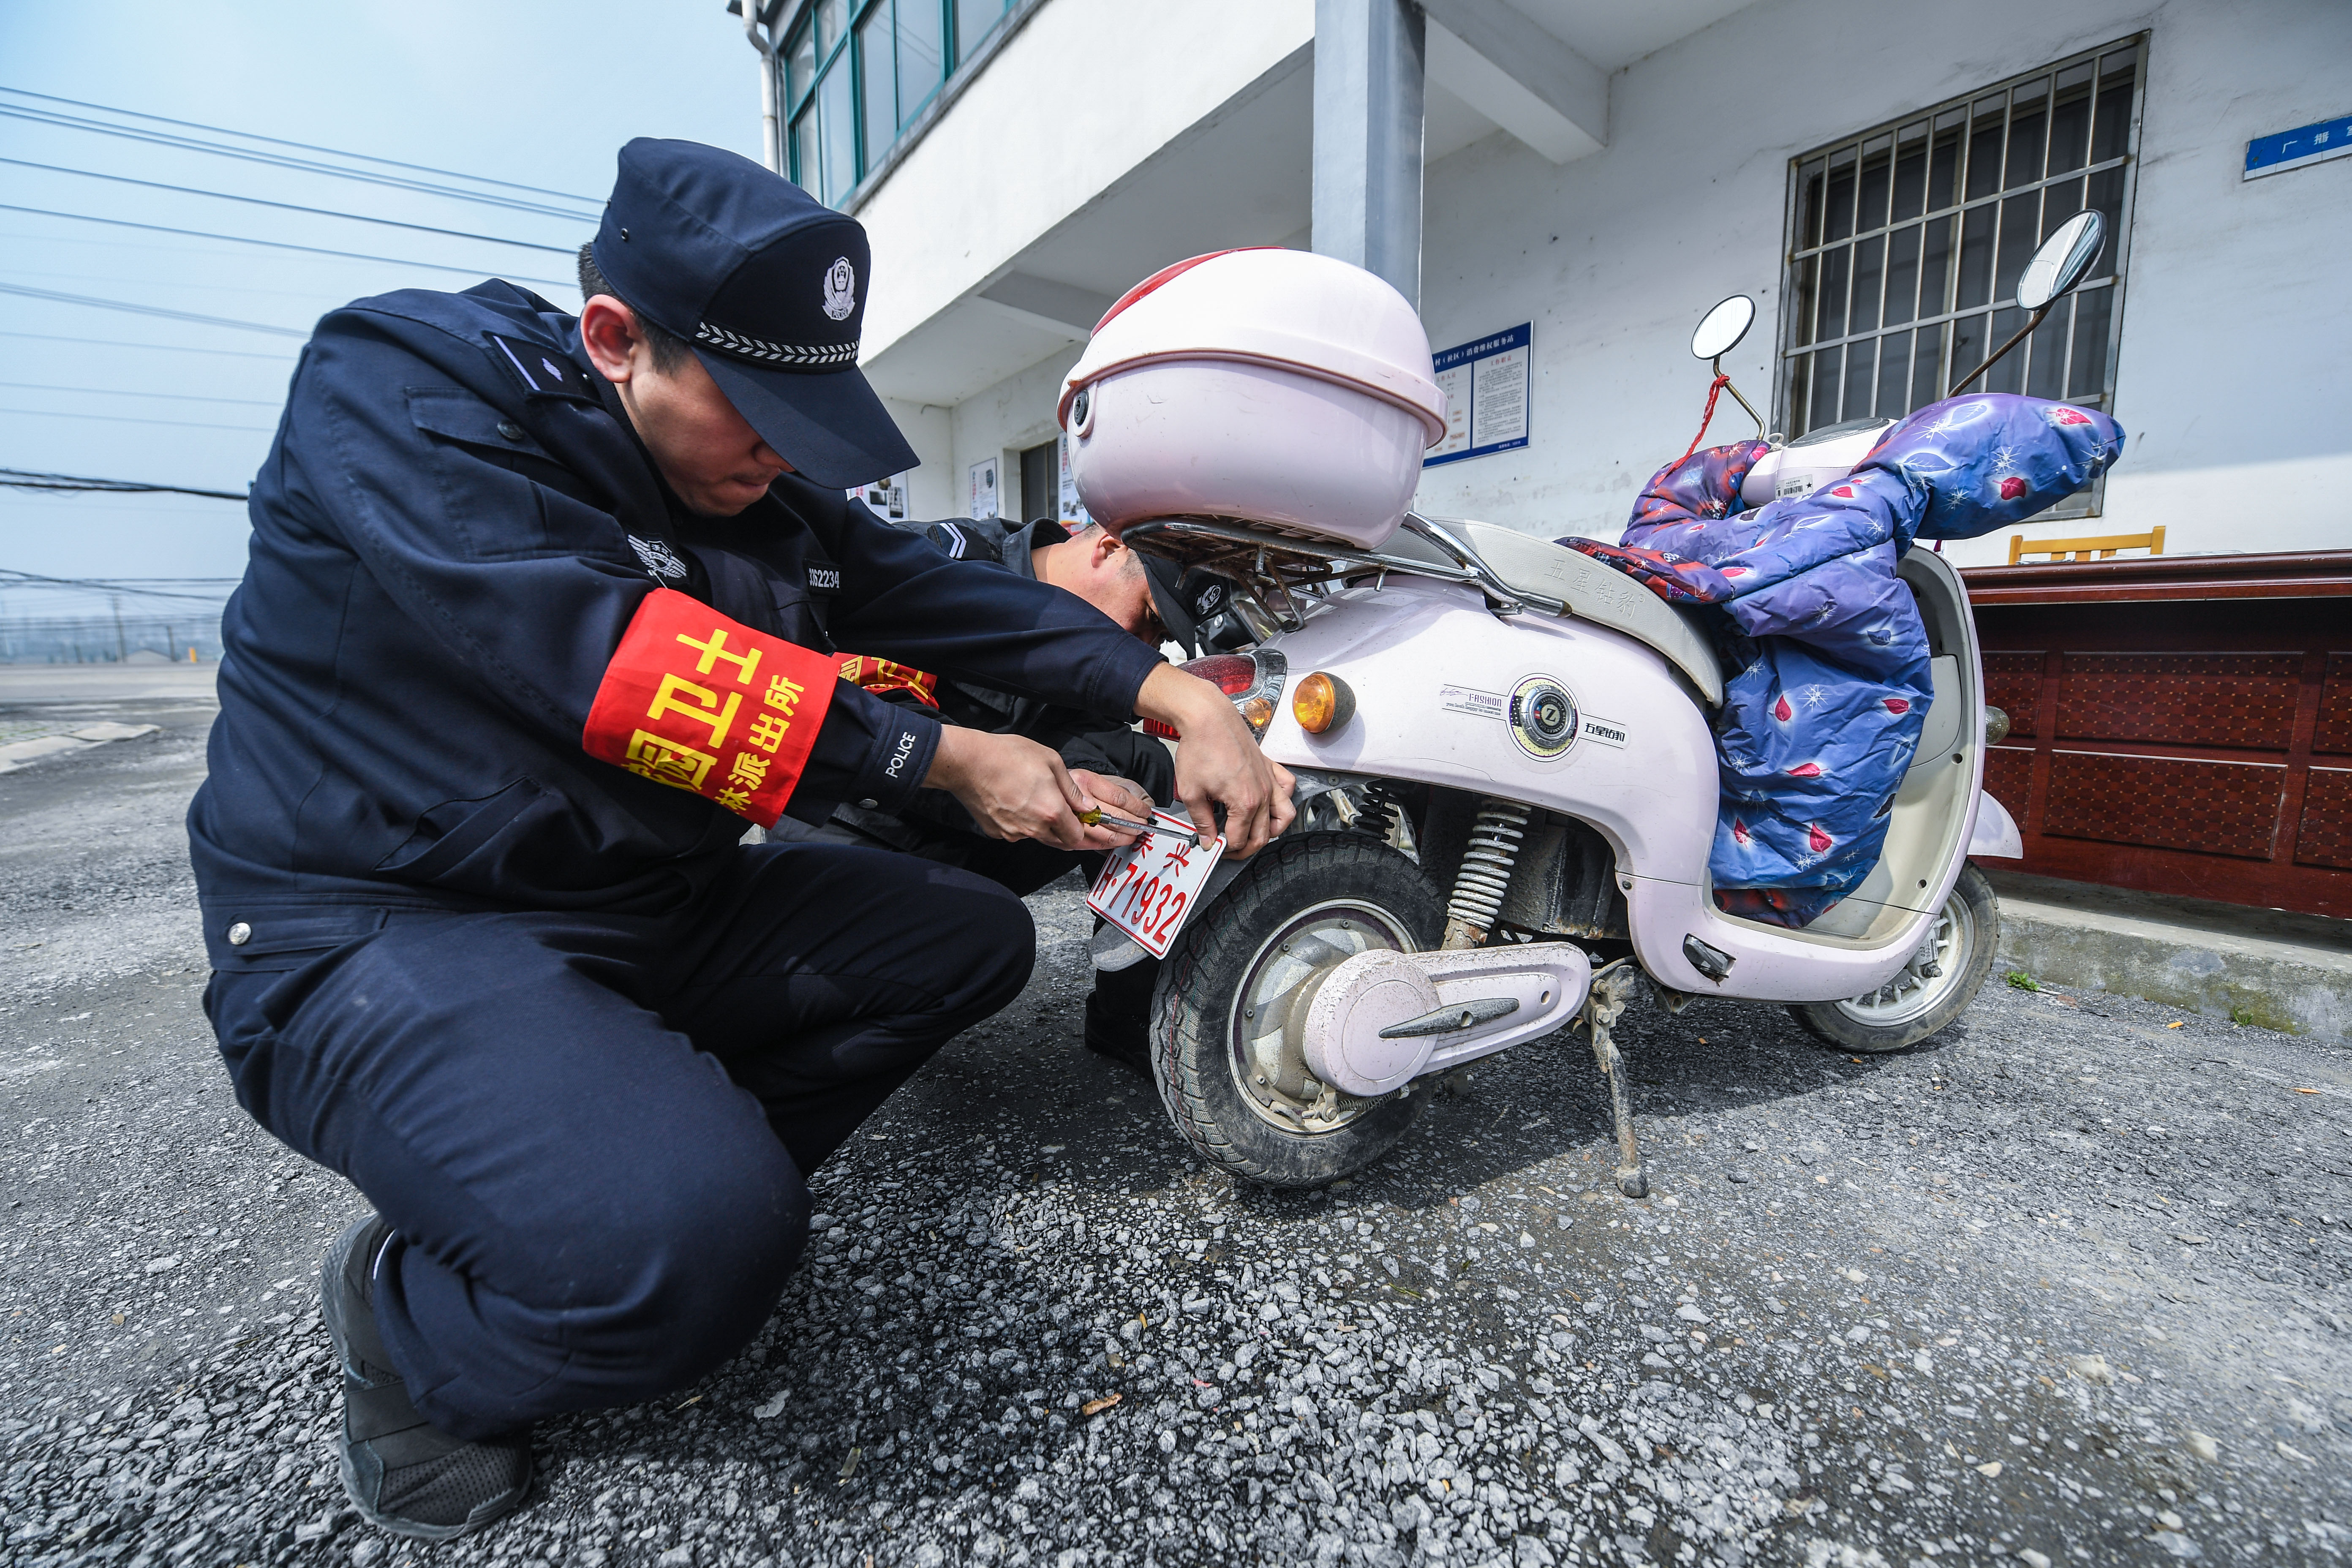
left=1777, top=38, right=2143, bottom=512
left=784, top=0, right=1010, bottom=207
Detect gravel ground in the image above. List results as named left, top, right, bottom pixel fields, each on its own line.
left=5, top=679, right=2350, bottom=1567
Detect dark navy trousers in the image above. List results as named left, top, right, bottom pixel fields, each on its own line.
left=204, top=843, right=1033, bottom=1439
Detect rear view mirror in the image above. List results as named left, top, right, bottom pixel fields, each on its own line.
left=1950, top=209, right=2109, bottom=394
left=2016, top=210, right=2106, bottom=310
left=1690, top=295, right=1756, bottom=361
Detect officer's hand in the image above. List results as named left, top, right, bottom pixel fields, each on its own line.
left=1068, top=770, right=1154, bottom=823
left=1133, top=664, right=1296, bottom=858
left=924, top=730, right=1146, bottom=852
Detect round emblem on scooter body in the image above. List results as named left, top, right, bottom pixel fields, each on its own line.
left=1508, top=676, right=1577, bottom=760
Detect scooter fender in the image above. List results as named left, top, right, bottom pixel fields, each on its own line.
left=1299, top=941, right=1592, bottom=1097
left=1968, top=789, right=2023, bottom=858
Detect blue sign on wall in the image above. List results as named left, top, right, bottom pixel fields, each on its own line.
left=2245, top=114, right=2352, bottom=180
left=1425, top=323, right=1532, bottom=468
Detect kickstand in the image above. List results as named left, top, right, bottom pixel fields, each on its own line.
left=1580, top=958, right=1649, bottom=1198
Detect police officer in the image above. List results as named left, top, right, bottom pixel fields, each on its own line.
left=189, top=138, right=1294, bottom=1539
left=814, top=513, right=1244, bottom=1067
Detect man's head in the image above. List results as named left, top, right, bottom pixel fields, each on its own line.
left=1034, top=523, right=1162, bottom=643
left=578, top=139, right=917, bottom=508
left=578, top=245, right=791, bottom=516
left=1032, top=525, right=1231, bottom=655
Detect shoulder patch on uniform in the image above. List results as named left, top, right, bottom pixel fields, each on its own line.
left=922, top=521, right=970, bottom=559
left=626, top=536, right=691, bottom=583
left=484, top=333, right=599, bottom=403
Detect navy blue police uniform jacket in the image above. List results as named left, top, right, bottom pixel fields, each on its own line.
left=830, top=515, right=1176, bottom=852
left=187, top=280, right=1162, bottom=963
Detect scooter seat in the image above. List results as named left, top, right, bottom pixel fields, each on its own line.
left=1453, top=522, right=1724, bottom=705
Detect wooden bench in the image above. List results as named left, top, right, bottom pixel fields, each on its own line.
left=2009, top=525, right=2164, bottom=564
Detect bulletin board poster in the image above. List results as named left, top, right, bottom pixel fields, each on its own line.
left=967, top=457, right=999, bottom=520
left=1056, top=436, right=1091, bottom=527
left=851, top=472, right=908, bottom=519
left=1425, top=323, right=1531, bottom=468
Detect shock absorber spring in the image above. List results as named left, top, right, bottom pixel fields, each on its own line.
left=1442, top=798, right=1531, bottom=949
left=1353, top=780, right=1420, bottom=860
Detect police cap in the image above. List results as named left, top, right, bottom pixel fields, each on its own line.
left=1139, top=558, right=1238, bottom=659
left=590, top=137, right=917, bottom=490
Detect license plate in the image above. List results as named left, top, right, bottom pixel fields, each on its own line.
left=1085, top=810, right=1225, bottom=958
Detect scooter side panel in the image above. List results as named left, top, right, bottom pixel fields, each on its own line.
left=1254, top=579, right=1720, bottom=889
left=1252, top=576, right=1974, bottom=1004
left=1251, top=581, right=1927, bottom=999
left=1625, top=878, right=1933, bottom=999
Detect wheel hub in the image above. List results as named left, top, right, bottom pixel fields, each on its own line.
left=1835, top=894, right=1975, bottom=1027
left=1290, top=949, right=1441, bottom=1096
left=1228, top=901, right=1414, bottom=1133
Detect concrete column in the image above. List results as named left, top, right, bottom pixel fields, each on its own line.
left=1312, top=0, right=1426, bottom=309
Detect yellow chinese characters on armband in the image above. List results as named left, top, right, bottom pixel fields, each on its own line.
left=838, top=653, right=939, bottom=708
left=582, top=588, right=839, bottom=826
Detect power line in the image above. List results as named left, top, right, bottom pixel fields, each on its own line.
left=0, top=381, right=283, bottom=407
left=0, top=281, right=308, bottom=338
left=0, top=404, right=276, bottom=433
left=0, top=85, right=599, bottom=205
left=0, top=330, right=294, bottom=361
left=0, top=203, right=572, bottom=289
left=0, top=572, right=240, bottom=588
left=0, top=468, right=246, bottom=502
left=4, top=265, right=328, bottom=302
left=0, top=566, right=238, bottom=604
left=0, top=498, right=244, bottom=517
left=0, top=104, right=601, bottom=223
left=0, top=159, right=576, bottom=254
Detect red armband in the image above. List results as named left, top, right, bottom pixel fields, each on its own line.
left=582, top=588, right=838, bottom=826
left=838, top=653, right=940, bottom=708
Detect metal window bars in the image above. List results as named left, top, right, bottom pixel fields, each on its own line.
left=1775, top=36, right=2146, bottom=514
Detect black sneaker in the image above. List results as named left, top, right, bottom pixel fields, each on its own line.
left=320, top=1216, right=533, bottom=1540
left=1082, top=989, right=1152, bottom=1076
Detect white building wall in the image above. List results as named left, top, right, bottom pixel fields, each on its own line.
left=1409, top=0, right=2352, bottom=565
left=945, top=347, right=1083, bottom=521
left=860, top=0, right=2347, bottom=563
left=853, top=0, right=1313, bottom=363
left=879, top=398, right=957, bottom=520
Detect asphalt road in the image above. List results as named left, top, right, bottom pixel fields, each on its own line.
left=4, top=675, right=2349, bottom=1568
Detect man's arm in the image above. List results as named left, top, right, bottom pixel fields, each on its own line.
left=915, top=675, right=1292, bottom=854
left=802, top=493, right=1295, bottom=852
left=804, top=490, right=1165, bottom=717
left=286, top=308, right=939, bottom=828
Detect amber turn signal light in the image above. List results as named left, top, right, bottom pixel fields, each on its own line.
left=1292, top=671, right=1355, bottom=735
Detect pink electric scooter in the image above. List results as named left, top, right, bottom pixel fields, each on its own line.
left=1068, top=223, right=2101, bottom=1191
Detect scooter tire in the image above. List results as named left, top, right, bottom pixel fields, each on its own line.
left=1150, top=833, right=1443, bottom=1189
left=1788, top=863, right=2000, bottom=1054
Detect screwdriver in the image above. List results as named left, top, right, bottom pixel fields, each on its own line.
left=1078, top=806, right=1199, bottom=846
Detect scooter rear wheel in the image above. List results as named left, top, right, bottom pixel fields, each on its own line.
left=1150, top=833, right=1443, bottom=1188
left=1788, top=863, right=1999, bottom=1053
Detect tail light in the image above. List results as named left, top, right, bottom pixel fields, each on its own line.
left=1146, top=649, right=1288, bottom=739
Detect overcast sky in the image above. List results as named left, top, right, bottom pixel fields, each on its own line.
left=0, top=0, right=765, bottom=624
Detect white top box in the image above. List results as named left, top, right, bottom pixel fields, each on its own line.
left=1059, top=249, right=1447, bottom=550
